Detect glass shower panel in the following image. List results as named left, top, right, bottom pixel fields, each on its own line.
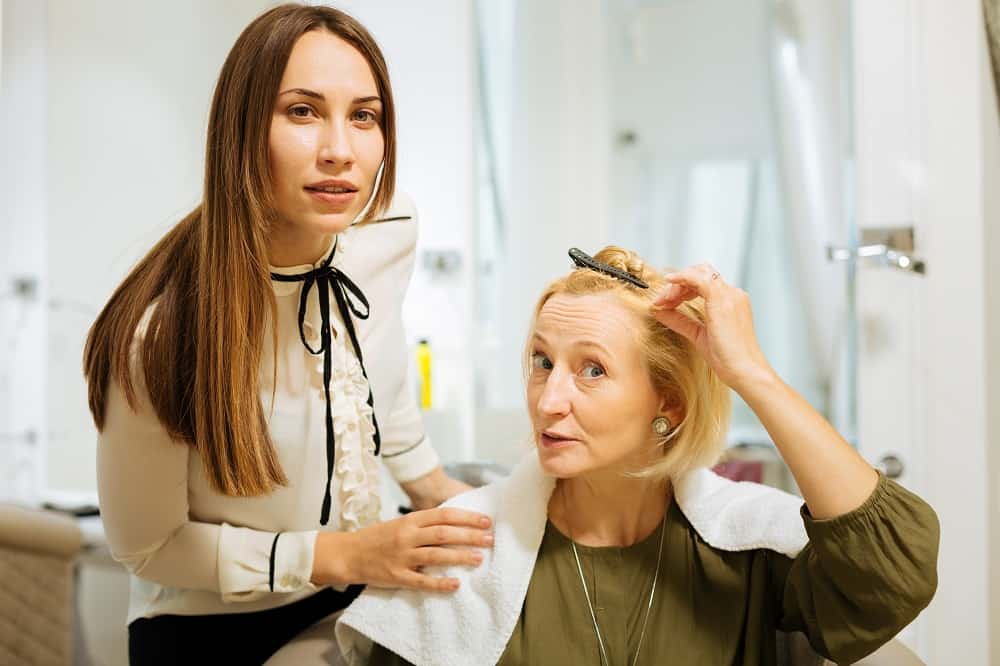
left=471, top=0, right=856, bottom=460
left=604, top=0, right=856, bottom=447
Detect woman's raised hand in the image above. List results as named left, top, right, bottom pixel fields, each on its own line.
left=313, top=507, right=493, bottom=592
left=651, top=263, right=773, bottom=392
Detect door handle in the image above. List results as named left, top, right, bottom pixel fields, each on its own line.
left=876, top=454, right=906, bottom=479
left=826, top=226, right=926, bottom=275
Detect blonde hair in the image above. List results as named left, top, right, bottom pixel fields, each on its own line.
left=524, top=246, right=731, bottom=481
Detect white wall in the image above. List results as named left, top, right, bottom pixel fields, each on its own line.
left=853, top=0, right=999, bottom=659
left=486, top=0, right=611, bottom=413
left=981, top=14, right=1000, bottom=666
left=34, top=0, right=477, bottom=494
left=43, top=0, right=275, bottom=492
left=917, top=0, right=995, bottom=661
left=609, top=0, right=773, bottom=160
left=603, top=0, right=774, bottom=291
left=0, top=0, right=47, bottom=503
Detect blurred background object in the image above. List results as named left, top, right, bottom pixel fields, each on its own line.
left=0, top=503, right=83, bottom=665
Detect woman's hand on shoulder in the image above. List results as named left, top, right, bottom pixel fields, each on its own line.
left=312, top=506, right=493, bottom=592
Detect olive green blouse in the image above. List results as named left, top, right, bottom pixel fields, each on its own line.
left=367, top=474, right=939, bottom=665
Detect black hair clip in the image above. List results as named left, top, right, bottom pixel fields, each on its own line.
left=568, top=248, right=649, bottom=289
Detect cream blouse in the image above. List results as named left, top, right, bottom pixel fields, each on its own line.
left=96, top=194, right=440, bottom=623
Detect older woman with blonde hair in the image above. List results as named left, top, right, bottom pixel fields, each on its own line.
left=337, top=246, right=939, bottom=666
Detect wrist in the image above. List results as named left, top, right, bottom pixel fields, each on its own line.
left=312, top=531, right=357, bottom=587
left=401, top=466, right=448, bottom=510
left=730, top=363, right=781, bottom=399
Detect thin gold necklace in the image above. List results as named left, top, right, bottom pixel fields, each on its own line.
left=561, top=486, right=667, bottom=666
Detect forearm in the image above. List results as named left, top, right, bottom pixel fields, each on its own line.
left=735, top=367, right=878, bottom=519
left=109, top=520, right=220, bottom=592
left=105, top=515, right=320, bottom=600
left=400, top=466, right=450, bottom=509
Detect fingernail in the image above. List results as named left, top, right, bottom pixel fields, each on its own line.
left=480, top=517, right=491, bottom=528
left=483, top=534, right=494, bottom=545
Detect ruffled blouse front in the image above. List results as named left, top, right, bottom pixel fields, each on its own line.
left=325, top=331, right=382, bottom=531
left=270, top=233, right=382, bottom=533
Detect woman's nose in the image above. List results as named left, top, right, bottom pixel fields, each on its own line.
left=319, top=121, right=354, bottom=166
left=537, top=373, right=571, bottom=417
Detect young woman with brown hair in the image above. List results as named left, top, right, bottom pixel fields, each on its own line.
left=83, top=4, right=491, bottom=663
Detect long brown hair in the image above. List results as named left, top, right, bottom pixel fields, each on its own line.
left=83, top=3, right=397, bottom=496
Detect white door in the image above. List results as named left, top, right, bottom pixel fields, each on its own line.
left=852, top=0, right=994, bottom=662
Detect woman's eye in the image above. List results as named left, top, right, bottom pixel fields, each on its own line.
left=353, top=109, right=377, bottom=123
left=531, top=353, right=552, bottom=371
left=582, top=364, right=605, bottom=379
left=289, top=105, right=313, bottom=119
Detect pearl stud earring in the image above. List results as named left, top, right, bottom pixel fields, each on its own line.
left=652, top=416, right=672, bottom=436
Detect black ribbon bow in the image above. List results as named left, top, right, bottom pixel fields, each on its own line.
left=270, top=240, right=381, bottom=526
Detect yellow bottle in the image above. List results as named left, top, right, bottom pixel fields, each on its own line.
left=416, top=339, right=432, bottom=410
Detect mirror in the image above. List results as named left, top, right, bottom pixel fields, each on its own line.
left=473, top=0, right=856, bottom=471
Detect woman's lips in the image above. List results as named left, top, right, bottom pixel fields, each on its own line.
left=305, top=188, right=357, bottom=206
left=540, top=434, right=578, bottom=449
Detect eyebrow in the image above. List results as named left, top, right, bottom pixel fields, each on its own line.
left=278, top=88, right=382, bottom=105
left=532, top=333, right=612, bottom=358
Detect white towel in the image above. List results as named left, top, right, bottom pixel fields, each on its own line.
left=674, top=462, right=808, bottom=557
left=336, top=451, right=808, bottom=666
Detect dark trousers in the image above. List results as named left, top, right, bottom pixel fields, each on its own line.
left=128, top=585, right=364, bottom=665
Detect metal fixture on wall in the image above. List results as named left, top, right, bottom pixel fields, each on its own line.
left=826, top=226, right=926, bottom=275
left=421, top=249, right=463, bottom=278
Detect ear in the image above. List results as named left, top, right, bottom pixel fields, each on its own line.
left=657, top=395, right=684, bottom=426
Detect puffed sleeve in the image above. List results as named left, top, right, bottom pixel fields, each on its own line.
left=364, top=195, right=441, bottom=484
left=96, top=338, right=318, bottom=603
left=377, top=360, right=440, bottom=483
left=772, top=473, right=940, bottom=664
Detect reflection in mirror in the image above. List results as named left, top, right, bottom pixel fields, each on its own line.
left=474, top=0, right=856, bottom=472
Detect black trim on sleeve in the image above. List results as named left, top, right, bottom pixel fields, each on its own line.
left=269, top=533, right=282, bottom=592
left=381, top=435, right=427, bottom=459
